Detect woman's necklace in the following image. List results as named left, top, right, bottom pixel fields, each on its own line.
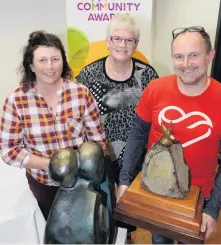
left=106, top=57, right=133, bottom=81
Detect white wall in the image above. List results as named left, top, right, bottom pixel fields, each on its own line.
left=0, top=0, right=67, bottom=116
left=152, top=0, right=220, bottom=76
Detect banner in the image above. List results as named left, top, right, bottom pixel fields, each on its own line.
left=66, top=0, right=155, bottom=77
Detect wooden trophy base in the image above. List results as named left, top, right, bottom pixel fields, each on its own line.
left=114, top=172, right=205, bottom=244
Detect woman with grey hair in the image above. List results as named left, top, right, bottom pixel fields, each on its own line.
left=76, top=13, right=158, bottom=240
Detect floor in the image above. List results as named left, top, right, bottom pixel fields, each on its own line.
left=130, top=213, right=221, bottom=244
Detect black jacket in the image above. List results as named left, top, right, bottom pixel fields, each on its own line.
left=119, top=114, right=221, bottom=220
left=204, top=164, right=221, bottom=220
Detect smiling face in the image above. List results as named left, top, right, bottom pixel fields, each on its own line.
left=30, top=46, right=63, bottom=86
left=171, top=32, right=214, bottom=86
left=106, top=28, right=138, bottom=62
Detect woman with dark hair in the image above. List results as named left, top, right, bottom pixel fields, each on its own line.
left=0, top=31, right=108, bottom=220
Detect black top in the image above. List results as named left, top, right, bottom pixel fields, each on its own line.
left=76, top=56, right=158, bottom=171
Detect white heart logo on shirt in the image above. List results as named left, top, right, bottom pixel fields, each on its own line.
left=158, top=106, right=213, bottom=148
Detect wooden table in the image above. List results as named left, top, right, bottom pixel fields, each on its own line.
left=114, top=173, right=205, bottom=244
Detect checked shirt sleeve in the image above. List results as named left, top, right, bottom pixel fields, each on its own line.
left=0, top=96, right=30, bottom=167
left=84, top=89, right=108, bottom=151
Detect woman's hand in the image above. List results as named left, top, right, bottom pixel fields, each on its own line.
left=25, top=154, right=50, bottom=170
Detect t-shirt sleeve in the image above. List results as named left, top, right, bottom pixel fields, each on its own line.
left=136, top=84, right=153, bottom=123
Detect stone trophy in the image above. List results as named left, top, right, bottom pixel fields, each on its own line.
left=44, top=141, right=114, bottom=244
left=142, top=122, right=190, bottom=198
left=115, top=124, right=204, bottom=243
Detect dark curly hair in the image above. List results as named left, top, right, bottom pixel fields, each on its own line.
left=19, top=30, right=73, bottom=92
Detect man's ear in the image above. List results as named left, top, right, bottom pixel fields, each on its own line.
left=208, top=48, right=215, bottom=63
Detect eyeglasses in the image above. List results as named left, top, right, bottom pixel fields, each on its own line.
left=172, top=26, right=205, bottom=39
left=110, top=36, right=137, bottom=45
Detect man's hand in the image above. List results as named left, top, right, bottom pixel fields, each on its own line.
left=116, top=185, right=128, bottom=203
left=201, top=212, right=217, bottom=239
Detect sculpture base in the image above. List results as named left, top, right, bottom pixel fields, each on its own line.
left=115, top=173, right=205, bottom=244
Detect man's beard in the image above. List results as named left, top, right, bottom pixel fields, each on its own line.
left=177, top=67, right=207, bottom=85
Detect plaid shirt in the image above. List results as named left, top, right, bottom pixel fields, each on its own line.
left=0, top=79, right=108, bottom=185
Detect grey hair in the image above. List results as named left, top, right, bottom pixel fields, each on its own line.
left=107, top=14, right=140, bottom=40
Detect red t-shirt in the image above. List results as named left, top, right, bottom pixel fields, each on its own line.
left=137, top=74, right=221, bottom=197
